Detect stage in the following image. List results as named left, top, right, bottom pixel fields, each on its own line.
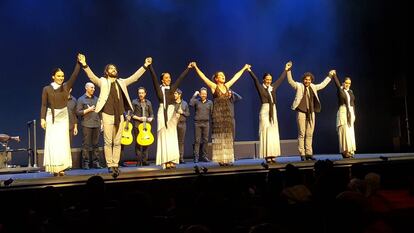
left=1, top=152, right=413, bottom=190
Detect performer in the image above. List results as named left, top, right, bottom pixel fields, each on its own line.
left=148, top=63, right=192, bottom=169
left=78, top=54, right=152, bottom=178
left=189, top=87, right=213, bottom=163
left=192, top=62, right=250, bottom=166
left=131, top=87, right=154, bottom=166
left=247, top=61, right=291, bottom=163
left=174, top=88, right=190, bottom=164
left=332, top=71, right=356, bottom=158
left=287, top=64, right=332, bottom=161
left=67, top=88, right=78, bottom=145
left=228, top=89, right=242, bottom=140
left=40, top=55, right=81, bottom=176
left=76, top=82, right=102, bottom=169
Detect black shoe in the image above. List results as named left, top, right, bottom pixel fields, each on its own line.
left=199, top=156, right=210, bottom=162
left=112, top=167, right=120, bottom=179
left=142, top=161, right=150, bottom=166
left=194, top=156, right=199, bottom=163
left=306, top=156, right=316, bottom=161
left=108, top=167, right=113, bottom=173
left=82, top=163, right=90, bottom=170
left=300, top=156, right=305, bottom=161
left=179, top=159, right=186, bottom=164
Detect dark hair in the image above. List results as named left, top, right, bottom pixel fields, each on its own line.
left=175, top=88, right=182, bottom=95
left=212, top=71, right=224, bottom=82
left=104, top=63, right=117, bottom=78
left=262, top=73, right=272, bottom=80
left=51, top=68, right=63, bottom=76
left=138, top=87, right=146, bottom=93
left=302, top=72, right=314, bottom=82
left=344, top=77, right=352, bottom=82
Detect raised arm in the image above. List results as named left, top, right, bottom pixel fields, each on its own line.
left=189, top=91, right=200, bottom=107
left=286, top=62, right=297, bottom=90
left=171, top=62, right=192, bottom=91
left=123, top=57, right=152, bottom=87
left=65, top=60, right=81, bottom=90
left=225, top=64, right=250, bottom=89
left=331, top=70, right=341, bottom=89
left=314, top=70, right=333, bottom=91
left=78, top=54, right=101, bottom=87
left=148, top=65, right=163, bottom=101
left=192, top=62, right=216, bottom=91
left=272, top=61, right=291, bottom=89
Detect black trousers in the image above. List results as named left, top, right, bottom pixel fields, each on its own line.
left=133, top=127, right=149, bottom=162
left=193, top=121, right=209, bottom=157
left=82, top=126, right=101, bottom=163
left=177, top=122, right=187, bottom=160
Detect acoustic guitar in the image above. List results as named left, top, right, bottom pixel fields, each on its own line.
left=121, top=111, right=133, bottom=145
left=137, top=104, right=154, bottom=146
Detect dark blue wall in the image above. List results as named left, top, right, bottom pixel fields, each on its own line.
left=0, top=0, right=410, bottom=162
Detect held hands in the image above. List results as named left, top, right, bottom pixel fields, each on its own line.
left=189, top=62, right=198, bottom=69
left=285, top=61, right=293, bottom=71
left=328, top=70, right=336, bottom=78
left=193, top=91, right=200, bottom=96
left=78, top=53, right=87, bottom=67
left=243, top=64, right=251, bottom=71
left=144, top=57, right=152, bottom=67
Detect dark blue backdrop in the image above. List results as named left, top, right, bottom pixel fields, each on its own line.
left=0, top=0, right=410, bottom=163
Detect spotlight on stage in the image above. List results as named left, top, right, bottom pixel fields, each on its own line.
left=261, top=162, right=269, bottom=169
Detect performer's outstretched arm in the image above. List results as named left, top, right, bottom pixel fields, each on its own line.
left=171, top=62, right=192, bottom=92
left=148, top=65, right=163, bottom=102
left=123, top=57, right=152, bottom=87
left=65, top=56, right=81, bottom=90
left=77, top=54, right=101, bottom=87
left=272, top=61, right=292, bottom=89
left=192, top=62, right=216, bottom=92
left=225, top=64, right=250, bottom=89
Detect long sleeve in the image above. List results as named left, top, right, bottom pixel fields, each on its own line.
left=248, top=70, right=262, bottom=93
left=287, top=71, right=298, bottom=90
left=332, top=74, right=341, bottom=89
left=314, top=76, right=332, bottom=91
left=83, top=66, right=102, bottom=87
left=272, top=70, right=287, bottom=89
left=76, top=97, right=85, bottom=116
left=65, top=63, right=81, bottom=90
left=171, top=67, right=190, bottom=92
left=40, top=86, right=49, bottom=120
left=149, top=65, right=163, bottom=101
left=122, top=66, right=147, bottom=87
left=182, top=101, right=190, bottom=117
left=189, top=96, right=198, bottom=107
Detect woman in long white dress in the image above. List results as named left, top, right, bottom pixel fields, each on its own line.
left=148, top=63, right=192, bottom=169
left=247, top=62, right=291, bottom=163
left=332, top=71, right=356, bottom=158
left=41, top=57, right=80, bottom=176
